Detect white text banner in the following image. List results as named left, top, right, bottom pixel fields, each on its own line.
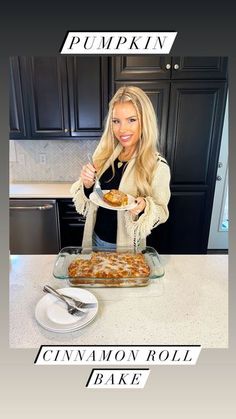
left=60, top=32, right=177, bottom=54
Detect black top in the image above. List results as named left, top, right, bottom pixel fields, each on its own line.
left=84, top=158, right=128, bottom=243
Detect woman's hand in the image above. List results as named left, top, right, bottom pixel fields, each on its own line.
left=129, top=197, right=146, bottom=217
left=81, top=162, right=96, bottom=189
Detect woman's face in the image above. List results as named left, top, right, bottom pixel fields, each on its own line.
left=112, top=101, right=141, bottom=151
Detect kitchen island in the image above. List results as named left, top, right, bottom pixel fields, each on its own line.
left=9, top=254, right=228, bottom=348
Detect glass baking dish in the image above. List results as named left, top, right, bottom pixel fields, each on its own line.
left=53, top=246, right=164, bottom=287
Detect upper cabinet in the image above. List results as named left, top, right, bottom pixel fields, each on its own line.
left=113, top=56, right=228, bottom=80
left=10, top=55, right=227, bottom=140
left=9, top=56, right=109, bottom=140
left=171, top=57, right=228, bottom=80
left=67, top=57, right=108, bottom=137
left=9, top=57, right=29, bottom=139
left=113, top=56, right=172, bottom=80
left=25, top=56, right=70, bottom=138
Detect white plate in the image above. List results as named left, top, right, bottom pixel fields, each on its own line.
left=35, top=287, right=98, bottom=333
left=89, top=190, right=137, bottom=211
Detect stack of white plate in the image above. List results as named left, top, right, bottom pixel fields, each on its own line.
left=35, top=287, right=98, bottom=333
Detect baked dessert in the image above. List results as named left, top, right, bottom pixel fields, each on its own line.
left=67, top=259, right=93, bottom=278
left=103, top=189, right=128, bottom=207
left=68, top=251, right=150, bottom=285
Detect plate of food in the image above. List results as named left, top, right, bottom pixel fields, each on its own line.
left=89, top=189, right=137, bottom=211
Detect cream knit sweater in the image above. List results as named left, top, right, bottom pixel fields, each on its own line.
left=70, top=144, right=171, bottom=249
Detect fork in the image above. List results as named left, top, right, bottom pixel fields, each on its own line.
left=43, top=285, right=85, bottom=317
left=59, top=293, right=97, bottom=310
left=87, top=153, right=103, bottom=198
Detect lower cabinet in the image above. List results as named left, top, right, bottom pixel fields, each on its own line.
left=57, top=199, right=85, bottom=248
left=147, top=191, right=209, bottom=254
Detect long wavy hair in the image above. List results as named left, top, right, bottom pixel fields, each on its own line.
left=93, top=85, right=160, bottom=196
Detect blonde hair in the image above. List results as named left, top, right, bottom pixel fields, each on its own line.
left=93, top=85, right=160, bottom=196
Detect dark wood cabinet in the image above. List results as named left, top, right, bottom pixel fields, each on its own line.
left=25, top=56, right=70, bottom=138
left=57, top=199, right=85, bottom=248
left=67, top=57, right=108, bottom=138
left=147, top=191, right=208, bottom=254
left=9, top=57, right=29, bottom=139
left=114, top=56, right=228, bottom=81
left=171, top=57, right=228, bottom=80
left=113, top=56, right=171, bottom=80
left=10, top=56, right=109, bottom=140
left=166, top=81, right=227, bottom=185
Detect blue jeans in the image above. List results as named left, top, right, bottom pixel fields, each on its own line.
left=92, top=232, right=116, bottom=250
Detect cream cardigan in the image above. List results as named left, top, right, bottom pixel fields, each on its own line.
left=70, top=144, right=171, bottom=249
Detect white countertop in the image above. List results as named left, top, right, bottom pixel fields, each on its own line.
left=10, top=182, right=72, bottom=198
left=9, top=254, right=228, bottom=348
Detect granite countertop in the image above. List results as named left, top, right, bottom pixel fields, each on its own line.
left=10, top=182, right=73, bottom=198
left=9, top=254, right=228, bottom=348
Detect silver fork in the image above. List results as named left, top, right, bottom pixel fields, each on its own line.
left=43, top=285, right=85, bottom=317
left=59, top=293, right=97, bottom=310
left=87, top=153, right=103, bottom=198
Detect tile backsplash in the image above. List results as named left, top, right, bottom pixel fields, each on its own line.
left=10, top=139, right=99, bottom=182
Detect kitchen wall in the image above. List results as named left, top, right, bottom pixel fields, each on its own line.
left=9, top=139, right=99, bottom=183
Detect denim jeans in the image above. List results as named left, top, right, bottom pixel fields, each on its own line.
left=92, top=232, right=116, bottom=250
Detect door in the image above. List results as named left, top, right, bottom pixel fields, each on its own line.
left=208, top=95, right=228, bottom=250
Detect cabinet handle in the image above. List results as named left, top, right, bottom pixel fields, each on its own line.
left=218, top=162, right=223, bottom=168
left=166, top=64, right=171, bottom=69
left=216, top=176, right=222, bottom=181
left=174, top=64, right=179, bottom=70
left=64, top=128, right=68, bottom=133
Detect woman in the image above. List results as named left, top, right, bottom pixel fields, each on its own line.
left=70, top=85, right=171, bottom=249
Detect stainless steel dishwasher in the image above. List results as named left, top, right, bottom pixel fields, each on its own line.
left=10, top=199, right=60, bottom=254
